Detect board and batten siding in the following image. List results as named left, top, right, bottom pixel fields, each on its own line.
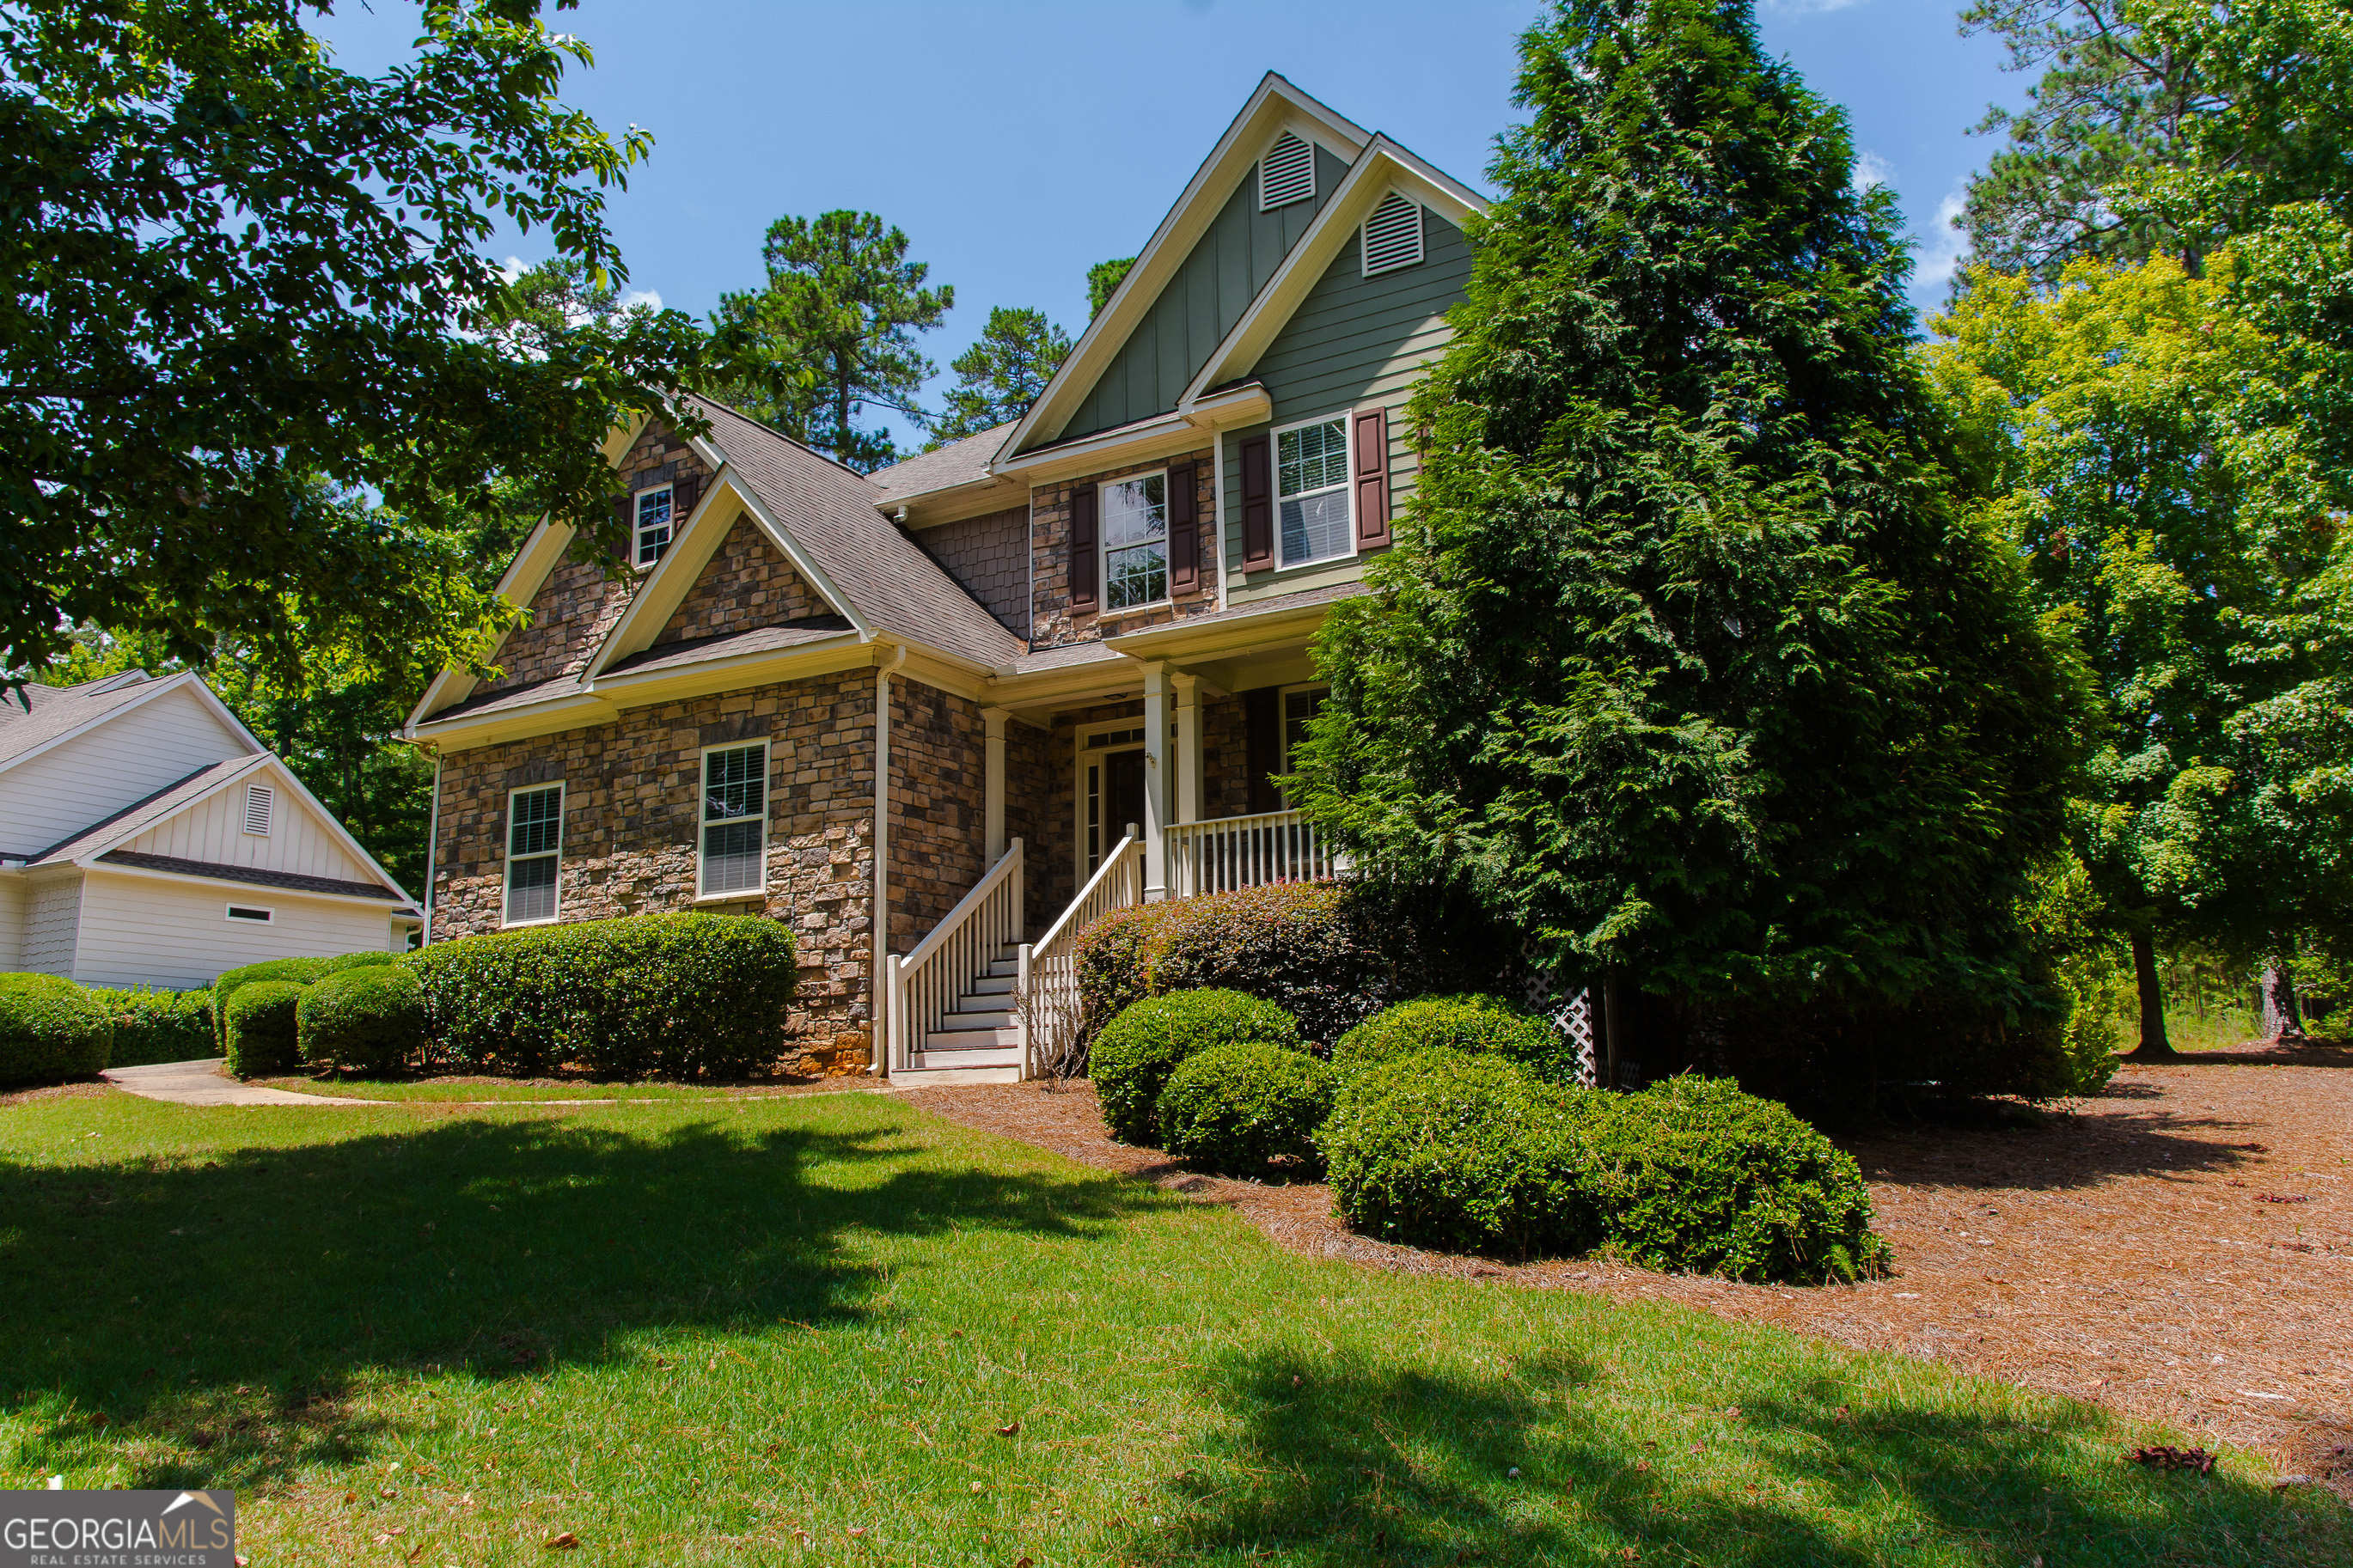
left=1219, top=211, right=1472, bottom=604
left=0, top=685, right=248, bottom=857
left=21, top=873, right=83, bottom=977
left=122, top=776, right=378, bottom=886
left=70, top=869, right=401, bottom=990
left=1055, top=144, right=1353, bottom=445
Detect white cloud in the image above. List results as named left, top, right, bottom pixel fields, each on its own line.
left=1911, top=186, right=1971, bottom=295
left=616, top=287, right=663, bottom=313
left=499, top=254, right=529, bottom=284
left=1851, top=151, right=1896, bottom=194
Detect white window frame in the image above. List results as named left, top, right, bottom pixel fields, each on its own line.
left=1097, top=468, right=1171, bottom=613
left=1073, top=718, right=1147, bottom=880
left=241, top=783, right=273, bottom=837
left=1360, top=191, right=1427, bottom=277
left=1272, top=412, right=1355, bottom=570
left=633, top=481, right=676, bottom=570
left=1278, top=683, right=1329, bottom=809
left=503, top=782, right=565, bottom=927
left=697, top=740, right=770, bottom=900
left=223, top=903, right=274, bottom=924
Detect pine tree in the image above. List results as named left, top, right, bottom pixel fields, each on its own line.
left=1085, top=257, right=1136, bottom=319
left=1293, top=0, right=2083, bottom=1107
left=926, top=307, right=1071, bottom=447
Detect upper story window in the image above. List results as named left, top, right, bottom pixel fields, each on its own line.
left=1101, top=472, right=1168, bottom=611
left=504, top=784, right=563, bottom=925
left=1259, top=131, right=1315, bottom=210
left=635, top=484, right=675, bottom=566
left=700, top=741, right=767, bottom=897
left=1361, top=192, right=1426, bottom=276
left=1276, top=417, right=1352, bottom=567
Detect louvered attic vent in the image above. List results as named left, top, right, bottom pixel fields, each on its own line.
left=243, top=783, right=273, bottom=836
left=1259, top=131, right=1315, bottom=210
left=1361, top=192, right=1425, bottom=276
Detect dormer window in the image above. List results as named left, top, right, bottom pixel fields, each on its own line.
left=1361, top=192, right=1426, bottom=276
left=635, top=484, right=675, bottom=566
left=1259, top=131, right=1315, bottom=211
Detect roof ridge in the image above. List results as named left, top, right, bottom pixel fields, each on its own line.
left=687, top=394, right=888, bottom=491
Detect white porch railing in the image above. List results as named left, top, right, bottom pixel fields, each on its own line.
left=1016, top=829, right=1144, bottom=1079
left=883, top=837, right=1023, bottom=1075
left=1164, top=808, right=1344, bottom=898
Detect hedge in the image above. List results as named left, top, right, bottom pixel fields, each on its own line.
left=1090, top=988, right=1300, bottom=1145
left=297, top=964, right=425, bottom=1075
left=1157, top=1040, right=1335, bottom=1177
left=407, top=912, right=798, bottom=1079
left=90, top=986, right=215, bottom=1067
left=1317, top=1048, right=1610, bottom=1260
left=0, top=973, right=114, bottom=1085
left=223, top=980, right=305, bottom=1077
left=1333, top=993, right=1576, bottom=1083
left=212, top=951, right=394, bottom=1052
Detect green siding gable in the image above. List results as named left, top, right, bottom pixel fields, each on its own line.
left=1051, top=143, right=1352, bottom=446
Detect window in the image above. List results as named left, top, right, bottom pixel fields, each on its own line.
left=1280, top=686, right=1326, bottom=807
left=700, top=742, right=767, bottom=896
left=635, top=484, right=675, bottom=566
left=1099, top=472, right=1168, bottom=611
left=242, top=784, right=273, bottom=836
left=1361, top=192, right=1426, bottom=276
left=225, top=905, right=273, bottom=924
left=504, top=784, right=563, bottom=924
left=1276, top=417, right=1352, bottom=567
left=1260, top=131, right=1315, bottom=210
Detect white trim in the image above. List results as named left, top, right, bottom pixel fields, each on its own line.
left=1360, top=190, right=1426, bottom=276
left=223, top=902, right=274, bottom=924
left=501, top=780, right=565, bottom=927
left=241, top=782, right=274, bottom=836
left=694, top=738, right=770, bottom=900
left=633, top=479, right=677, bottom=569
left=1073, top=716, right=1148, bottom=882
left=76, top=858, right=416, bottom=914
left=1097, top=467, right=1173, bottom=615
left=1271, top=412, right=1357, bottom=570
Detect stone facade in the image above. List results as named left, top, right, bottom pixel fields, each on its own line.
left=429, top=668, right=880, bottom=1073
left=1201, top=691, right=1257, bottom=820
left=1001, top=719, right=1055, bottom=933
left=655, top=513, right=829, bottom=647
left=912, top=506, right=1030, bottom=638
left=886, top=677, right=987, bottom=952
left=1029, top=448, right=1221, bottom=648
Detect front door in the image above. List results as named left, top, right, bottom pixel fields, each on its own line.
left=1106, top=748, right=1147, bottom=851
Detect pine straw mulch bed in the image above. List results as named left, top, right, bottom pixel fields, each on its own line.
left=897, top=1042, right=2353, bottom=1500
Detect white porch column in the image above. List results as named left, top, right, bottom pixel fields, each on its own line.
left=1173, top=673, right=1201, bottom=826
left=981, top=705, right=1009, bottom=862
left=1141, top=660, right=1171, bottom=901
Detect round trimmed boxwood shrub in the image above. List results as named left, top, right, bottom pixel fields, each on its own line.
left=1157, top=1041, right=1336, bottom=1176
left=0, top=973, right=114, bottom=1085
left=1090, top=988, right=1300, bottom=1145
left=297, top=964, right=425, bottom=1075
left=1590, top=1076, right=1890, bottom=1284
left=223, top=980, right=305, bottom=1077
left=1332, top=993, right=1577, bottom=1083
left=1318, top=1048, right=1609, bottom=1260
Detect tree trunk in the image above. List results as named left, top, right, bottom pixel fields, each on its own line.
left=2123, top=928, right=2174, bottom=1059
left=2261, top=964, right=2305, bottom=1044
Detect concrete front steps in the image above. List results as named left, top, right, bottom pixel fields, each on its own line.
left=894, top=948, right=1023, bottom=1083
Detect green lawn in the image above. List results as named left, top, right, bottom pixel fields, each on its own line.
left=2, top=1092, right=2342, bottom=1566
left=256, top=1077, right=772, bottom=1103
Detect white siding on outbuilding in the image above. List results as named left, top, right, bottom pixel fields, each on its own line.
left=22, top=873, right=83, bottom=976
left=121, top=773, right=377, bottom=885
left=0, top=871, right=24, bottom=969
left=0, top=685, right=248, bottom=857
left=70, top=869, right=401, bottom=989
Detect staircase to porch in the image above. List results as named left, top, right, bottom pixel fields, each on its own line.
left=906, top=946, right=1024, bottom=1076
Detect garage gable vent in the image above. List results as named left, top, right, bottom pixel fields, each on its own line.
left=1259, top=131, right=1315, bottom=211
left=1361, top=192, right=1425, bottom=276
left=243, top=783, right=274, bottom=837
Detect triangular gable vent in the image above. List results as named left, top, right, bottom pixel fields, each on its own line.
left=1259, top=131, right=1316, bottom=211
left=1361, top=192, right=1425, bottom=276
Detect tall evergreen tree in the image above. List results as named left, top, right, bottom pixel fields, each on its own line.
left=1085, top=257, right=1136, bottom=319
left=926, top=306, right=1070, bottom=446
left=711, top=211, right=950, bottom=472
left=1293, top=0, right=2082, bottom=1106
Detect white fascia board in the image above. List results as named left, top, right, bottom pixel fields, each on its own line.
left=1179, top=137, right=1490, bottom=411
left=993, top=74, right=1373, bottom=462
left=403, top=515, right=579, bottom=735
left=83, top=859, right=416, bottom=914
left=0, top=669, right=260, bottom=782
left=988, top=412, right=1198, bottom=484
left=244, top=753, right=419, bottom=907
left=588, top=631, right=871, bottom=703
left=409, top=692, right=621, bottom=751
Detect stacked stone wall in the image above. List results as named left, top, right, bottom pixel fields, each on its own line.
left=886, top=678, right=987, bottom=953
left=1001, top=720, right=1055, bottom=934
left=1201, top=692, right=1256, bottom=820
left=1030, top=448, right=1221, bottom=648
left=913, top=506, right=1030, bottom=638
left=654, top=514, right=829, bottom=646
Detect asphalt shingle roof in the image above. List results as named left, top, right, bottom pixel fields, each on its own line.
left=0, top=672, right=164, bottom=769
left=866, top=423, right=1016, bottom=502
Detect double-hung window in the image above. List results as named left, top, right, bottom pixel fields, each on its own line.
left=635, top=484, right=675, bottom=566
left=1100, top=472, right=1168, bottom=611
left=700, top=742, right=767, bottom=896
left=1276, top=417, right=1352, bottom=567
left=504, top=784, right=563, bottom=924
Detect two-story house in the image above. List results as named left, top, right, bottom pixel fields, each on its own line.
left=403, top=75, right=1483, bottom=1081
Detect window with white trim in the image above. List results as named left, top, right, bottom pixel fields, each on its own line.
left=635, top=484, right=675, bottom=566
left=225, top=904, right=274, bottom=924
left=700, top=742, right=767, bottom=896
left=1361, top=192, right=1426, bottom=276
left=1276, top=416, right=1352, bottom=567
left=504, top=784, right=563, bottom=924
left=242, top=784, right=273, bottom=836
left=1280, top=685, right=1327, bottom=807
left=1100, top=472, right=1168, bottom=611
left=1259, top=131, right=1315, bottom=210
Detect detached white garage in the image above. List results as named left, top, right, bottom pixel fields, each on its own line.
left=0, top=671, right=418, bottom=989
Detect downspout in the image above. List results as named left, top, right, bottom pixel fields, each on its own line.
left=870, top=641, right=908, bottom=1074
left=419, top=742, right=442, bottom=948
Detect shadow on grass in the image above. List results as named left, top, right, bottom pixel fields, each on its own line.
left=0, top=1106, right=1164, bottom=1491
left=1144, top=1347, right=2347, bottom=1566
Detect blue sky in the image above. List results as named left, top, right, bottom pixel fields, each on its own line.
left=321, top=0, right=2027, bottom=454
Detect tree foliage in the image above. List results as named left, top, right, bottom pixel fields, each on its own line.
left=1292, top=0, right=2081, bottom=1081
left=710, top=210, right=950, bottom=472
left=0, top=0, right=709, bottom=683
left=926, top=306, right=1069, bottom=447
left=1085, top=256, right=1136, bottom=319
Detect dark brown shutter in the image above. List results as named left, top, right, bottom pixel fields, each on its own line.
left=1244, top=687, right=1281, bottom=814
left=1239, top=434, right=1273, bottom=570
left=609, top=492, right=633, bottom=564
left=1166, top=461, right=1198, bottom=595
left=1069, top=483, right=1098, bottom=612
left=1353, top=407, right=1390, bottom=549
left=672, top=471, right=700, bottom=524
